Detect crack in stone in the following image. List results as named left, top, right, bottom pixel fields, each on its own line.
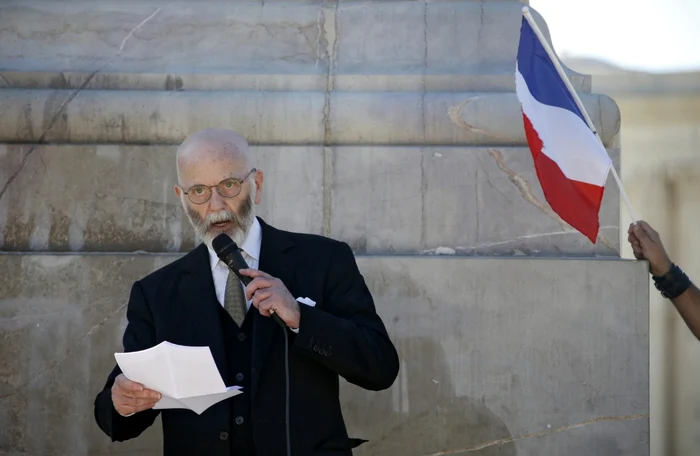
left=448, top=97, right=488, bottom=135
left=0, top=72, right=12, bottom=87
left=0, top=8, right=161, bottom=205
left=477, top=154, right=517, bottom=206
left=451, top=226, right=619, bottom=252
left=0, top=300, right=128, bottom=400
left=117, top=8, right=161, bottom=56
left=420, top=154, right=427, bottom=245
left=421, top=0, right=428, bottom=142
left=487, top=148, right=570, bottom=231
left=321, top=0, right=339, bottom=237
left=419, top=413, right=648, bottom=455
left=475, top=168, right=479, bottom=242
left=486, top=148, right=618, bottom=252
left=477, top=0, right=484, bottom=43
left=315, top=9, right=323, bottom=68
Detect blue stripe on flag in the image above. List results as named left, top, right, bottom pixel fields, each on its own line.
left=516, top=17, right=585, bottom=122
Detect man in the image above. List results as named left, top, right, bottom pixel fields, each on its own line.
left=94, top=128, right=400, bottom=455
left=628, top=221, right=700, bottom=339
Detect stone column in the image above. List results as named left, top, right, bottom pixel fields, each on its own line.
left=0, top=1, right=648, bottom=455
left=665, top=162, right=700, bottom=456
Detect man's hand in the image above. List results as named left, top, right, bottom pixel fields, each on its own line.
left=111, top=373, right=161, bottom=417
left=628, top=220, right=673, bottom=276
left=240, top=269, right=300, bottom=329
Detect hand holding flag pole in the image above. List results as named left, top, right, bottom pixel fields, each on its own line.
left=519, top=6, right=638, bottom=230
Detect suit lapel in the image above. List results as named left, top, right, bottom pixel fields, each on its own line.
left=251, top=217, right=297, bottom=400
left=177, top=243, right=229, bottom=383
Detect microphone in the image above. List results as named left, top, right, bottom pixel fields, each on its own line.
left=212, top=233, right=285, bottom=328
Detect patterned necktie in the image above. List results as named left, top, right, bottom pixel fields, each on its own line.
left=224, top=272, right=247, bottom=327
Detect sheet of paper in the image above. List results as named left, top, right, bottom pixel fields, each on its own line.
left=154, top=386, right=242, bottom=415
left=115, top=343, right=177, bottom=397
left=115, top=341, right=242, bottom=415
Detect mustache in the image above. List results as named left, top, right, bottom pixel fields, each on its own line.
left=202, top=210, right=240, bottom=230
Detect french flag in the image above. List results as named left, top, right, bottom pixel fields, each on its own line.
left=515, top=16, right=612, bottom=243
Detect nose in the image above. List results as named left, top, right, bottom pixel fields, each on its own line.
left=209, top=189, right=227, bottom=210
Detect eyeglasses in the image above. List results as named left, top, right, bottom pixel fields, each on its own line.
left=179, top=168, right=256, bottom=205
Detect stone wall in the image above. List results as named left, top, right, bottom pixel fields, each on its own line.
left=1, top=254, right=649, bottom=455
left=0, top=1, right=649, bottom=455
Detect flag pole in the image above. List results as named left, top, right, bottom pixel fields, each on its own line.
left=521, top=6, right=638, bottom=224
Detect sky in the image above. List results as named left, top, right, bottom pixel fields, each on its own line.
left=529, top=0, right=700, bottom=73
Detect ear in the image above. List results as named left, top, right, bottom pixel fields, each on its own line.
left=174, top=185, right=182, bottom=197
left=253, top=170, right=264, bottom=205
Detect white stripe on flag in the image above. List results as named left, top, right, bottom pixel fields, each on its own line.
left=515, top=67, right=611, bottom=187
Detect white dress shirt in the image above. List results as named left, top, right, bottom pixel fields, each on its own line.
left=207, top=217, right=261, bottom=310
left=206, top=218, right=301, bottom=332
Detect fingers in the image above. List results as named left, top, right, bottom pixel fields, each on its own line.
left=119, top=395, right=160, bottom=407
left=251, top=289, right=273, bottom=309
left=112, top=375, right=162, bottom=416
left=638, top=220, right=660, bottom=242
left=245, top=276, right=276, bottom=300
left=631, top=223, right=654, bottom=248
left=239, top=269, right=270, bottom=279
left=116, top=374, right=145, bottom=393
left=113, top=375, right=161, bottom=400
left=115, top=401, right=159, bottom=416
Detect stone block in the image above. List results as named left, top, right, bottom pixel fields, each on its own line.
left=1, top=144, right=619, bottom=255
left=0, top=144, right=324, bottom=252
left=0, top=253, right=649, bottom=455
left=347, top=256, right=649, bottom=455
left=330, top=146, right=620, bottom=256
left=0, top=0, right=586, bottom=88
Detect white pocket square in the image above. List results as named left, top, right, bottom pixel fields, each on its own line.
left=296, top=297, right=316, bottom=307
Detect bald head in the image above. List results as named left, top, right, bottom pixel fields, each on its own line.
left=174, top=128, right=264, bottom=249
left=176, top=128, right=252, bottom=184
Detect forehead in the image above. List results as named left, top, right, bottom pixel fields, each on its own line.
left=178, top=144, right=248, bottom=186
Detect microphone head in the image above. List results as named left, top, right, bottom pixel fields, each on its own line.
left=212, top=233, right=238, bottom=256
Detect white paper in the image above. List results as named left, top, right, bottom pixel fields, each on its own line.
left=115, top=341, right=242, bottom=415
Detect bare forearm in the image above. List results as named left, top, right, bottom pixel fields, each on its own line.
left=670, top=284, right=700, bottom=340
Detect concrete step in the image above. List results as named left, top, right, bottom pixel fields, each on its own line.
left=0, top=144, right=620, bottom=255
left=0, top=253, right=649, bottom=455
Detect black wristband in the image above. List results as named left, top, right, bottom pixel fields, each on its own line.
left=652, top=263, right=692, bottom=299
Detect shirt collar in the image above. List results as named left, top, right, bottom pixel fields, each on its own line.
left=207, top=217, right=262, bottom=271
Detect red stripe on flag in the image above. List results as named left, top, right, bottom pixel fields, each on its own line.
left=522, top=113, right=604, bottom=243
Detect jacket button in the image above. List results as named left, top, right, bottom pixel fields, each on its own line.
left=235, top=416, right=245, bottom=425
left=220, top=431, right=229, bottom=440
left=238, top=333, right=246, bottom=341
left=235, top=372, right=244, bottom=381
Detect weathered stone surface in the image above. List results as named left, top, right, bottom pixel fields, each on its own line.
left=0, top=145, right=324, bottom=252
left=0, top=144, right=619, bottom=255
left=0, top=90, right=619, bottom=147
left=0, top=254, right=649, bottom=455
left=331, top=146, right=620, bottom=256
left=0, top=1, right=582, bottom=84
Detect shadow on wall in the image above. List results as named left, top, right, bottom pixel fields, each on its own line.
left=341, top=337, right=516, bottom=456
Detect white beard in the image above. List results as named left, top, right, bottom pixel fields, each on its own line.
left=184, top=182, right=256, bottom=250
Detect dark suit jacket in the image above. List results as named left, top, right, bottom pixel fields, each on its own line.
left=94, top=218, right=400, bottom=456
